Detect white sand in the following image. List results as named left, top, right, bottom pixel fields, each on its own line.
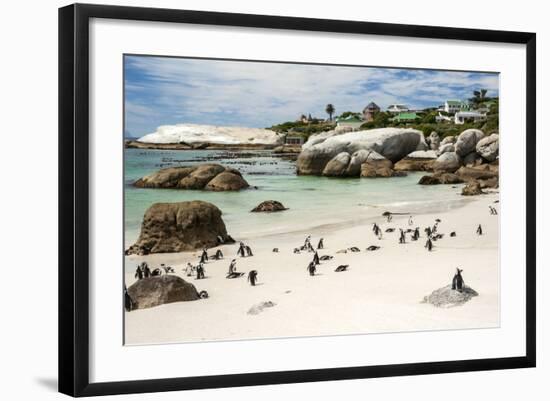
left=124, top=193, right=499, bottom=345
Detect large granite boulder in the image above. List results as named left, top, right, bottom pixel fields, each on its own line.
left=127, top=276, right=200, bottom=310
left=125, top=201, right=234, bottom=255
left=323, top=152, right=351, bottom=176
left=455, top=129, right=486, bottom=156
left=419, top=172, right=463, bottom=185
left=204, top=171, right=249, bottom=191
left=476, top=133, right=499, bottom=162
left=440, top=135, right=456, bottom=145
left=394, top=150, right=437, bottom=172
left=433, top=152, right=462, bottom=172
left=359, top=150, right=395, bottom=177
left=428, top=131, right=440, bottom=150
left=297, top=128, right=427, bottom=175
left=251, top=200, right=287, bottom=212
left=463, top=152, right=484, bottom=167
left=178, top=164, right=226, bottom=189
left=134, top=164, right=248, bottom=191
left=345, top=149, right=371, bottom=176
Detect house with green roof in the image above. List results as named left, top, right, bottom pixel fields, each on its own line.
left=444, top=100, right=470, bottom=114
left=390, top=112, right=419, bottom=123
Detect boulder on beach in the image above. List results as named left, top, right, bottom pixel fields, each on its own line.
left=461, top=181, right=484, bottom=196
left=134, top=164, right=249, bottom=191
left=127, top=275, right=200, bottom=310
left=454, top=129, right=486, bottom=156
left=476, top=133, right=499, bottom=162
left=463, top=152, right=484, bottom=167
left=297, top=127, right=427, bottom=175
left=247, top=301, right=276, bottom=315
left=455, top=165, right=499, bottom=181
left=125, top=201, right=234, bottom=255
left=205, top=171, right=249, bottom=191
left=437, top=143, right=455, bottom=156
left=251, top=200, right=287, bottom=212
left=440, top=135, right=456, bottom=145
left=423, top=284, right=479, bottom=308
left=393, top=150, right=437, bottom=172
left=359, top=150, right=396, bottom=177
left=418, top=172, right=463, bottom=185
left=433, top=152, right=462, bottom=172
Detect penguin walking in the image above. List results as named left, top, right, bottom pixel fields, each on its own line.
left=196, top=263, right=205, bottom=280
left=247, top=270, right=258, bottom=286
left=200, top=249, right=208, bottom=264
left=476, top=224, right=483, bottom=235
left=317, top=238, right=324, bottom=250
left=237, top=242, right=246, bottom=257
left=452, top=268, right=464, bottom=291
left=245, top=245, right=253, bottom=257
left=307, top=261, right=317, bottom=276
left=313, top=251, right=320, bottom=265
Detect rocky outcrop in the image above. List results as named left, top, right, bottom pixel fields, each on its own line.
left=455, top=165, right=499, bottom=181
left=476, top=133, right=499, bottom=162
left=437, top=143, right=455, bottom=156
left=125, top=201, right=234, bottom=255
left=134, top=164, right=249, bottom=191
left=440, top=135, right=456, bottom=145
left=423, top=284, right=479, bottom=307
left=454, top=129, right=486, bottom=156
left=463, top=152, right=484, bottom=167
left=273, top=145, right=302, bottom=154
left=394, top=150, right=437, bottom=172
left=251, top=200, right=287, bottom=212
left=297, top=128, right=427, bottom=176
left=359, top=151, right=396, bottom=177
left=433, top=152, right=462, bottom=172
left=462, top=181, right=484, bottom=196
left=127, top=276, right=199, bottom=310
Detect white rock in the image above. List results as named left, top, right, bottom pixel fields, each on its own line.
left=476, top=133, right=499, bottom=162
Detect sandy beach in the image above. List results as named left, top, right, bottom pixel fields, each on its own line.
left=124, top=191, right=499, bottom=345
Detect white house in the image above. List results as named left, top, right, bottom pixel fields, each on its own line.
left=387, top=104, right=409, bottom=114
left=435, top=113, right=453, bottom=123
left=444, top=100, right=469, bottom=114
left=454, top=111, right=487, bottom=125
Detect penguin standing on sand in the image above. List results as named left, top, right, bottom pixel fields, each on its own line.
left=476, top=224, right=483, bottom=235
left=245, top=245, right=253, bottom=257
left=214, top=249, right=224, bottom=260
left=425, top=238, right=433, bottom=252
left=399, top=229, right=406, bottom=244
left=196, top=263, right=205, bottom=280
left=124, top=285, right=134, bottom=312
left=247, top=270, right=258, bottom=286
left=425, top=226, right=432, bottom=237
left=317, top=238, right=324, bottom=249
left=142, top=262, right=151, bottom=278
left=452, top=268, right=464, bottom=291
left=228, top=259, right=237, bottom=275
left=313, top=251, right=320, bottom=265
left=200, top=248, right=208, bottom=263
left=307, top=261, right=317, bottom=276
left=237, top=242, right=246, bottom=257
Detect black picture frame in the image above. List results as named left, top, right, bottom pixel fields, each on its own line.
left=59, top=3, right=536, bottom=397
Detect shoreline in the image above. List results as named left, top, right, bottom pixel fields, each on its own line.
left=124, top=140, right=283, bottom=151
left=125, top=192, right=499, bottom=345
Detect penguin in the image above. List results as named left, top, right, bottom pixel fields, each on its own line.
left=214, top=249, right=224, bottom=260
left=320, top=255, right=333, bottom=261
left=237, top=242, right=246, bottom=257
left=247, top=270, right=258, bottom=286
left=450, top=231, right=456, bottom=237
left=228, top=259, right=237, bottom=275
left=349, top=247, right=361, bottom=252
left=245, top=245, right=253, bottom=257
left=273, top=248, right=279, bottom=253
left=198, top=290, right=209, bottom=299
left=293, top=248, right=300, bottom=254
left=452, top=268, right=464, bottom=291
left=435, top=218, right=442, bottom=223
left=313, top=251, right=320, bottom=265
left=385, top=228, right=395, bottom=233
left=151, top=268, right=162, bottom=276
left=160, top=264, right=174, bottom=274
left=399, top=229, right=406, bottom=244
left=196, top=263, right=205, bottom=280
left=335, top=265, right=349, bottom=272
left=366, top=245, right=380, bottom=251
left=476, top=224, right=483, bottom=235
left=317, top=238, right=324, bottom=249
left=425, top=238, right=433, bottom=251
left=200, top=248, right=208, bottom=263
left=124, top=285, right=134, bottom=312
left=184, top=263, right=195, bottom=277
left=425, top=226, right=432, bottom=237
left=141, top=262, right=151, bottom=278
left=307, top=261, right=317, bottom=276
left=134, top=265, right=143, bottom=280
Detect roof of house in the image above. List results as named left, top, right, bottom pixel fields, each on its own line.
left=364, top=102, right=380, bottom=110
left=446, top=100, right=462, bottom=105
left=391, top=112, right=419, bottom=121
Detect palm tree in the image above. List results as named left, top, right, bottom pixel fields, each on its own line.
left=325, top=104, right=335, bottom=121
left=471, top=89, right=488, bottom=104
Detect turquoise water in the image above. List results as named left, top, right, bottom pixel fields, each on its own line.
left=124, top=149, right=463, bottom=246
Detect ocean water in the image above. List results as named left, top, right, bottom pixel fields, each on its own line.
left=124, top=149, right=464, bottom=247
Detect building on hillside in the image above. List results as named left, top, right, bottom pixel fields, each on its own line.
left=444, top=100, right=470, bottom=114
left=336, top=115, right=363, bottom=130
left=454, top=111, right=487, bottom=125
left=435, top=113, right=453, bottom=123
left=362, top=102, right=380, bottom=122
left=284, top=135, right=305, bottom=145
left=387, top=104, right=409, bottom=114
left=390, top=112, right=419, bottom=123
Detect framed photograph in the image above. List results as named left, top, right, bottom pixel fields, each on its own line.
left=58, top=3, right=536, bottom=397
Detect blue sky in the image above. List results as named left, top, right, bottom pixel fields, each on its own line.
left=124, top=55, right=499, bottom=137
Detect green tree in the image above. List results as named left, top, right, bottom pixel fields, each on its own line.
left=325, top=104, right=335, bottom=121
